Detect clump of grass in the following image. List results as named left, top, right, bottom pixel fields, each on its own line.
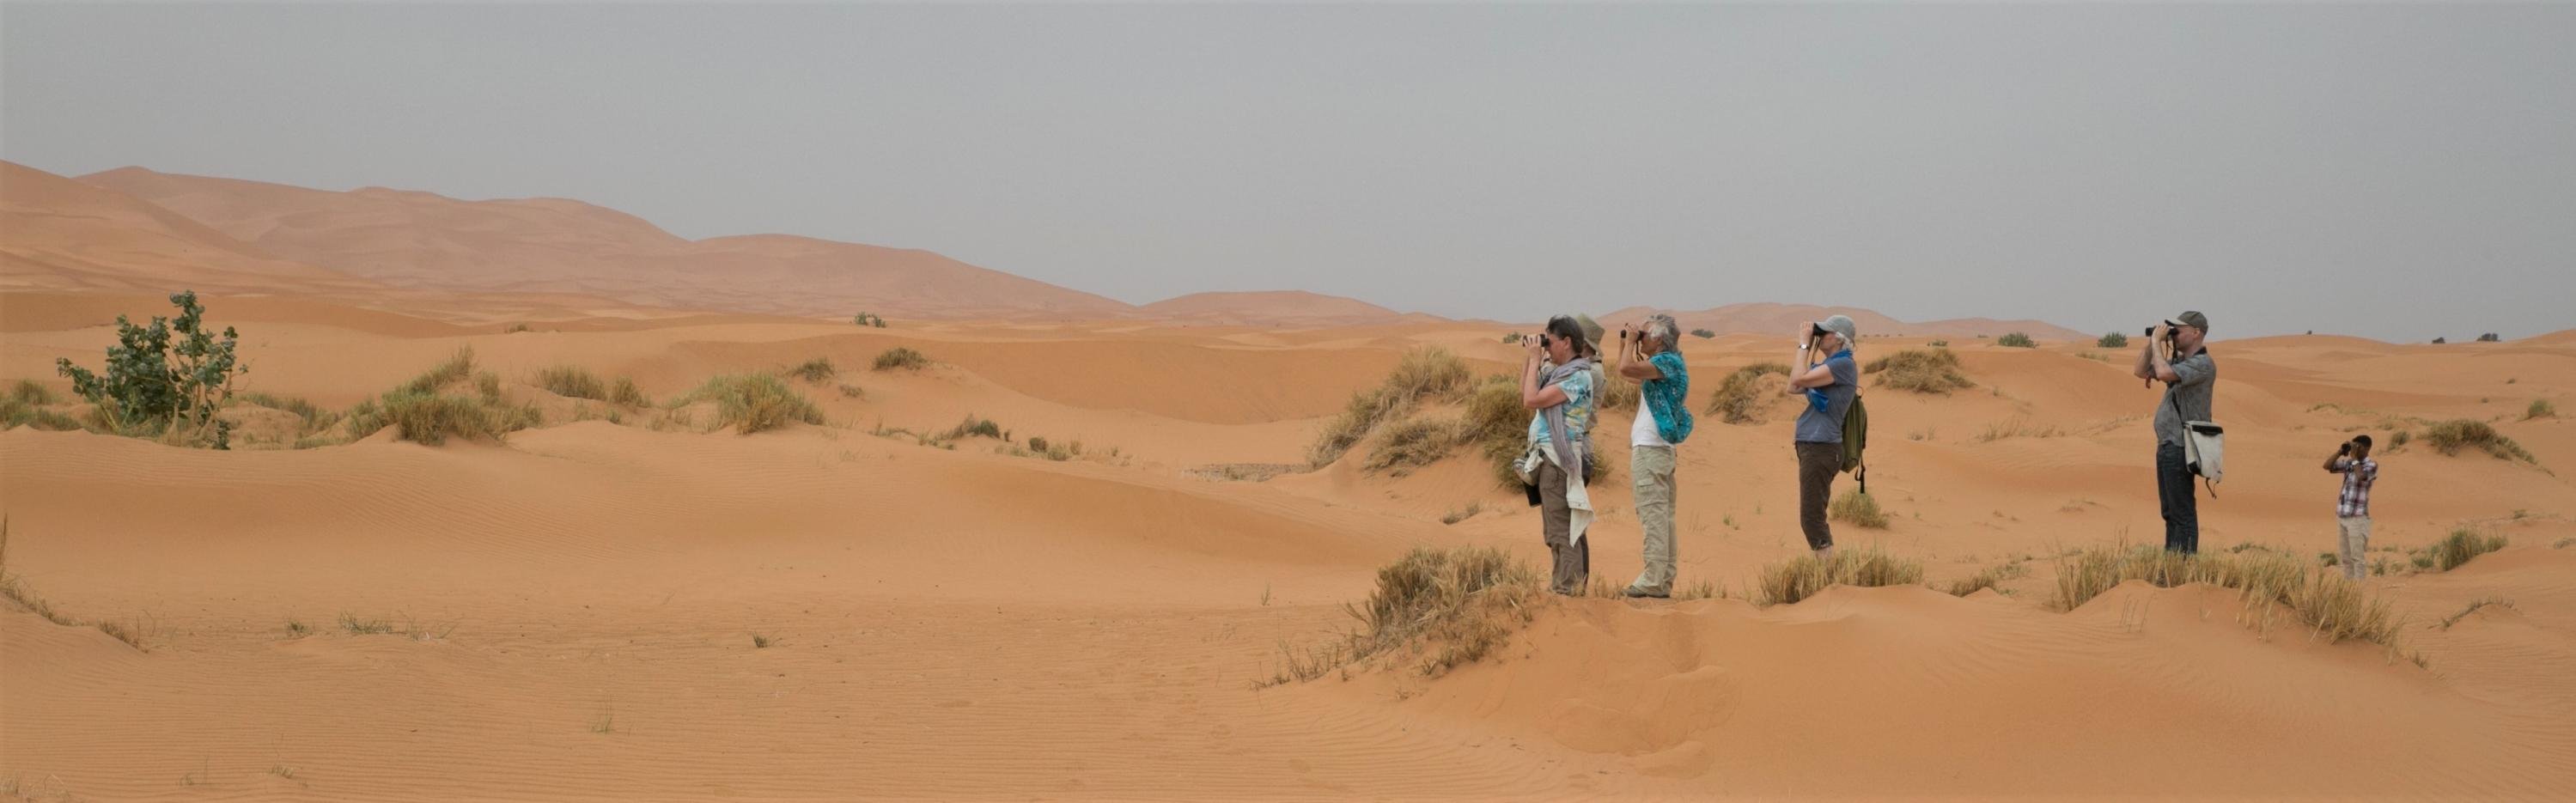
left=836, top=384, right=865, bottom=399
left=786, top=357, right=837, bottom=383
left=1365, top=417, right=1461, bottom=473
left=0, top=396, right=83, bottom=432
left=2528, top=398, right=2556, bottom=420
left=1596, top=373, right=1639, bottom=411
left=2390, top=429, right=2411, bottom=448
left=592, top=710, right=616, bottom=734
left=2098, top=332, right=2129, bottom=348
left=1752, top=546, right=1924, bottom=606
left=1690, top=328, right=1715, bottom=339
left=1927, top=339, right=1948, bottom=348
left=1706, top=362, right=1790, bottom=424
left=9, top=380, right=60, bottom=405
left=236, top=392, right=340, bottom=433
left=96, top=619, right=144, bottom=649
left=400, top=348, right=478, bottom=395
left=1996, top=332, right=2037, bottom=348
left=677, top=374, right=823, bottom=434
left=939, top=414, right=1002, bottom=441
left=1307, top=345, right=1471, bottom=467
left=1976, top=418, right=2064, bottom=442
left=752, top=633, right=775, bottom=648
left=1263, top=546, right=1542, bottom=686
left=1440, top=501, right=1483, bottom=525
left=872, top=347, right=930, bottom=372
left=609, top=377, right=649, bottom=407
left=340, top=613, right=393, bottom=635
left=535, top=365, right=608, bottom=400
left=1864, top=349, right=1973, bottom=394
left=1457, top=374, right=1532, bottom=485
left=1944, top=560, right=2028, bottom=596
left=344, top=390, right=541, bottom=445
left=2422, top=419, right=2535, bottom=462
left=2045, top=544, right=2409, bottom=650
left=2421, top=527, right=2508, bottom=571
left=285, top=618, right=312, bottom=638
left=503, top=322, right=532, bottom=333
left=1829, top=489, right=1890, bottom=528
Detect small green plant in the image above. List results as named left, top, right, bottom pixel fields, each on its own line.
left=752, top=634, right=774, bottom=648
left=2422, top=419, right=2536, bottom=462
left=340, top=613, right=393, bottom=635
left=285, top=618, right=312, bottom=638
left=609, top=377, right=649, bottom=407
left=1828, top=489, right=1890, bottom=528
left=853, top=312, right=886, bottom=327
left=2528, top=398, right=2556, bottom=420
left=2390, top=429, right=2411, bottom=448
left=2422, top=527, right=2507, bottom=571
left=503, top=322, right=533, bottom=333
left=872, top=347, right=930, bottom=371
left=837, top=384, right=865, bottom=399
left=54, top=290, right=245, bottom=447
left=1943, top=560, right=2027, bottom=596
left=592, top=710, right=617, bottom=733
left=1690, top=328, right=1716, bottom=339
left=1501, top=332, right=1522, bottom=344
left=2098, top=332, right=2129, bottom=348
left=2438, top=598, right=2514, bottom=630
left=786, top=357, right=837, bottom=383
left=941, top=415, right=1003, bottom=441
left=535, top=365, right=608, bottom=400
left=1996, top=332, right=2037, bottom=348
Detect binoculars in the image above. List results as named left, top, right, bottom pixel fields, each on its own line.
left=2142, top=325, right=2177, bottom=338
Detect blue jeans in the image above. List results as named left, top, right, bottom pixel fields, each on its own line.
left=2156, top=441, right=2199, bottom=554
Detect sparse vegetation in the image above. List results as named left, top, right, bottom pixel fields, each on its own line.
left=1829, top=489, right=1890, bottom=528
left=344, top=356, right=545, bottom=446
left=1306, top=346, right=1471, bottom=467
left=2528, top=398, right=2556, bottom=420
left=1459, top=374, right=1535, bottom=484
left=872, top=346, right=930, bottom=372
left=609, top=377, right=649, bottom=407
left=786, top=357, right=837, bottom=383
left=1944, top=561, right=2028, bottom=596
left=853, top=312, right=887, bottom=328
left=2098, top=332, right=2129, bottom=348
left=938, top=414, right=1003, bottom=441
left=677, top=374, right=823, bottom=434
left=2422, top=419, right=2536, bottom=463
left=339, top=613, right=394, bottom=635
left=2421, top=527, right=2508, bottom=571
left=752, top=633, right=775, bottom=648
left=1690, top=328, right=1716, bottom=339
left=2045, top=544, right=2409, bottom=651
left=1927, top=340, right=1948, bottom=348
left=2476, top=332, right=2501, bottom=343
left=1501, top=332, right=1522, bottom=344
left=1262, top=546, right=1541, bottom=686
left=1440, top=501, right=1483, bottom=525
left=836, top=383, right=865, bottom=399
left=0, top=384, right=82, bottom=431
left=1706, top=362, right=1790, bottom=424
left=96, top=619, right=144, bottom=649
left=1864, top=349, right=1973, bottom=394
left=1365, top=416, right=1462, bottom=473
left=54, top=290, right=246, bottom=447
left=1752, top=546, right=1923, bottom=606
left=400, top=348, right=478, bottom=396
left=503, top=322, right=533, bottom=333
left=2432, top=337, right=2447, bottom=344
left=2437, top=598, right=2515, bottom=630
left=2390, top=429, right=2411, bottom=448
left=535, top=365, right=608, bottom=400
left=1976, top=418, right=2064, bottom=442
left=1996, top=332, right=2037, bottom=348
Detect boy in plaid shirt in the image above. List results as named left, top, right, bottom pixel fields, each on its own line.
left=2323, top=435, right=2379, bottom=581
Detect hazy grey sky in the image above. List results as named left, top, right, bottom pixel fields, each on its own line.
left=6, top=3, right=2572, bottom=340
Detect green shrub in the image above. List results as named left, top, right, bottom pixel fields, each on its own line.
left=1706, top=362, right=1789, bottom=424
left=2528, top=398, right=2556, bottom=420
left=1690, top=328, right=1716, bottom=339
left=8, top=380, right=56, bottom=406
left=2422, top=419, right=2536, bottom=462
left=1306, top=346, right=1471, bottom=467
left=609, top=377, right=649, bottom=407
left=0, top=397, right=82, bottom=432
left=872, top=347, right=929, bottom=372
left=1459, top=375, right=1533, bottom=485
left=679, top=374, right=822, bottom=434
left=2424, top=527, right=2508, bottom=571
left=786, top=357, right=836, bottom=383
left=852, top=312, right=887, bottom=327
left=400, top=348, right=477, bottom=396
left=1996, top=332, right=2037, bottom=348
left=535, top=366, right=608, bottom=400
left=940, top=414, right=1003, bottom=441
left=345, top=390, right=541, bottom=446
left=1864, top=349, right=1973, bottom=394
left=53, top=290, right=244, bottom=447
left=1829, top=489, right=1890, bottom=528
left=1365, top=417, right=1461, bottom=473
left=2098, top=332, right=2129, bottom=349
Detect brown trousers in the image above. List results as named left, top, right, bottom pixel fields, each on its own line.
left=1538, top=460, right=1589, bottom=593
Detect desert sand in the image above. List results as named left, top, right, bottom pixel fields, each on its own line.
left=4, top=162, right=2574, bottom=801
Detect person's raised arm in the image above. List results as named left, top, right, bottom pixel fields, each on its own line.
left=1521, top=338, right=1568, bottom=410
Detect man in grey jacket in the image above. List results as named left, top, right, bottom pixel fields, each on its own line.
left=2134, top=311, right=2215, bottom=554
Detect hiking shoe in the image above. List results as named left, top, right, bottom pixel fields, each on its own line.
left=1622, top=587, right=1670, bottom=599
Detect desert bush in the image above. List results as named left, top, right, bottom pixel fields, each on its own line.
left=1865, top=349, right=1973, bottom=394
left=2390, top=429, right=2411, bottom=447
left=346, top=390, right=541, bottom=445
left=1707, top=362, right=1790, bottom=424
left=2423, top=527, right=2507, bottom=571
left=1829, top=489, right=1890, bottom=528
left=939, top=414, right=1003, bottom=441
left=8, top=380, right=56, bottom=406
left=2431, top=337, right=2447, bottom=344
left=609, top=377, right=649, bottom=407
left=1690, top=328, right=1716, bottom=339
left=1346, top=546, right=1543, bottom=677
left=1596, top=373, right=1639, bottom=411
left=1365, top=417, right=1461, bottom=473
left=1456, top=375, right=1533, bottom=484
left=400, top=348, right=478, bottom=396
left=1501, top=332, right=1522, bottom=344
left=786, top=357, right=837, bottom=383
left=1996, top=332, right=2037, bottom=348
left=2098, top=332, right=2129, bottom=349
left=1752, top=547, right=1924, bottom=606
left=1306, top=346, right=1471, bottom=467
left=852, top=312, right=886, bottom=328
left=1927, top=339, right=1949, bottom=348
left=54, top=290, right=245, bottom=447
left=535, top=366, right=608, bottom=400
left=872, top=347, right=930, bottom=372
left=2528, top=398, right=2556, bottom=420
left=503, top=322, right=532, bottom=333
left=2476, top=332, right=2501, bottom=343
left=2422, top=419, right=2535, bottom=462
left=2044, top=544, right=2408, bottom=649
left=679, top=374, right=822, bottom=434
left=836, top=383, right=865, bottom=399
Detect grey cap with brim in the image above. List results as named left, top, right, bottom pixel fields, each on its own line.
left=2165, top=311, right=2210, bottom=332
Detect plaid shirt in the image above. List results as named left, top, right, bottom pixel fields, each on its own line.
left=2330, top=457, right=2378, bottom=518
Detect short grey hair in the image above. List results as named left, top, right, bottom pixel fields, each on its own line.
left=1645, top=313, right=1683, bottom=354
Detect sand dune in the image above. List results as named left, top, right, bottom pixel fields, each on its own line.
left=1137, top=290, right=1434, bottom=327
left=5, top=279, right=2573, bottom=799
left=0, top=162, right=380, bottom=295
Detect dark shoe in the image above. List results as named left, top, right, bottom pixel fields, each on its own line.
left=1621, top=587, right=1670, bottom=599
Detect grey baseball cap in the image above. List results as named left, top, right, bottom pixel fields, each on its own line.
left=1817, top=314, right=1858, bottom=343
left=2165, top=311, right=2210, bottom=332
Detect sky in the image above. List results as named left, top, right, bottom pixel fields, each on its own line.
left=5, top=3, right=2572, bottom=341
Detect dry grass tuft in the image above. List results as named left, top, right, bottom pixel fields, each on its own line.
left=1865, top=349, right=1974, bottom=394
left=2437, top=598, right=2515, bottom=630
left=677, top=374, right=823, bottom=434
left=535, top=365, right=608, bottom=400
left=2046, top=544, right=2410, bottom=651
left=1307, top=346, right=1471, bottom=468
left=2527, top=398, right=2556, bottom=420
left=1262, top=546, right=1543, bottom=686
left=399, top=348, right=478, bottom=395
left=1706, top=362, right=1790, bottom=424
left=1829, top=489, right=1890, bottom=528
left=1752, top=546, right=1924, bottom=606
left=1364, top=417, right=1462, bottom=473
left=2421, top=527, right=2508, bottom=572
left=872, top=347, right=931, bottom=372
left=1944, top=560, right=2028, bottom=596
left=1976, top=418, right=2064, bottom=442
left=2422, top=419, right=2536, bottom=463
left=786, top=357, right=837, bottom=383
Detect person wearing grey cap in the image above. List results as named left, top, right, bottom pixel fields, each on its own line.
left=2134, top=311, right=2216, bottom=554
left=1785, top=314, right=1860, bottom=560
